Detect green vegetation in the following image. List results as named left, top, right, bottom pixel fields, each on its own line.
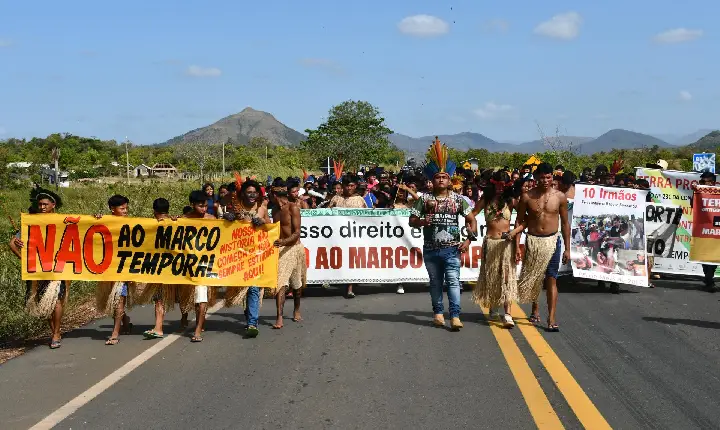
left=0, top=183, right=196, bottom=342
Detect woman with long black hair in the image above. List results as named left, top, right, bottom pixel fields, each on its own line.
left=470, top=170, right=519, bottom=328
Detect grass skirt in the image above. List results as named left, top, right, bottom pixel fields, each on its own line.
left=517, top=234, right=558, bottom=303
left=25, top=280, right=70, bottom=319
left=473, top=238, right=517, bottom=308
left=135, top=283, right=179, bottom=312
left=95, top=281, right=135, bottom=317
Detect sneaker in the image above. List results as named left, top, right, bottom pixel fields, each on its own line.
left=246, top=326, right=259, bottom=338
left=451, top=317, right=464, bottom=330
left=503, top=314, right=515, bottom=329
left=432, top=314, right=446, bottom=327
left=396, top=286, right=405, bottom=294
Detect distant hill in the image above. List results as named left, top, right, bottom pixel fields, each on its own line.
left=514, top=136, right=594, bottom=154
left=671, top=129, right=717, bottom=146
left=161, top=107, right=306, bottom=146
left=389, top=132, right=500, bottom=152
left=578, top=129, right=670, bottom=154
left=687, top=130, right=720, bottom=152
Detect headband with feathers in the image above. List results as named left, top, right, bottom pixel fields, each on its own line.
left=332, top=160, right=344, bottom=179
left=423, top=136, right=456, bottom=179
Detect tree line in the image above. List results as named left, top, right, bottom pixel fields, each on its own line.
left=2, top=100, right=718, bottom=188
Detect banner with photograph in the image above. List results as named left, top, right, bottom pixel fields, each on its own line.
left=635, top=168, right=707, bottom=276
left=300, top=208, right=569, bottom=284
left=693, top=153, right=715, bottom=173
left=690, top=185, right=720, bottom=263
left=20, top=214, right=280, bottom=288
left=570, top=185, right=649, bottom=287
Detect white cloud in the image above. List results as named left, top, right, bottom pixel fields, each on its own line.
left=679, top=90, right=692, bottom=101
left=534, top=12, right=582, bottom=40
left=483, top=19, right=509, bottom=33
left=0, top=38, right=12, bottom=48
left=653, top=28, right=703, bottom=44
left=398, top=15, right=449, bottom=37
left=473, top=102, right=515, bottom=120
left=299, top=58, right=345, bottom=75
left=186, top=65, right=222, bottom=78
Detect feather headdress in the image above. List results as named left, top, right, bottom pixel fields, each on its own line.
left=332, top=160, right=344, bottom=179
left=302, top=169, right=309, bottom=182
left=451, top=174, right=465, bottom=191
left=423, top=136, right=456, bottom=179
left=610, top=158, right=624, bottom=175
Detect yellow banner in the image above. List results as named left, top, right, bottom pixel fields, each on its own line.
left=20, top=214, right=280, bottom=288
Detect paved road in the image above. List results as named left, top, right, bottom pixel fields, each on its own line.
left=1, top=277, right=719, bottom=430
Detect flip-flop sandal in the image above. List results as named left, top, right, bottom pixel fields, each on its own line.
left=546, top=321, right=560, bottom=332
left=292, top=317, right=303, bottom=322
left=105, top=337, right=119, bottom=346
left=190, top=336, right=203, bottom=342
left=49, top=340, right=61, bottom=349
left=528, top=315, right=541, bottom=324
left=143, top=331, right=164, bottom=339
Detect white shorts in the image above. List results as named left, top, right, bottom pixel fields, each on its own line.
left=195, top=286, right=208, bottom=304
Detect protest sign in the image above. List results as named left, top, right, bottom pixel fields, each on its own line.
left=300, top=208, right=570, bottom=284
left=569, top=184, right=649, bottom=287
left=20, top=214, right=280, bottom=288
left=693, top=153, right=715, bottom=173
left=690, top=185, right=720, bottom=263
left=635, top=168, right=706, bottom=276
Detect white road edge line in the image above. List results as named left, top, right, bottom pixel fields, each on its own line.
left=30, top=302, right=225, bottom=430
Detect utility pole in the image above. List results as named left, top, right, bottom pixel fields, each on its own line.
left=222, top=139, right=226, bottom=178
left=125, top=136, right=130, bottom=183
left=52, top=146, right=60, bottom=191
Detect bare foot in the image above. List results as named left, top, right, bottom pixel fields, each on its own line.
left=292, top=313, right=303, bottom=322
left=272, top=319, right=283, bottom=329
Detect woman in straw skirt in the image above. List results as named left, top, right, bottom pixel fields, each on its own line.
left=470, top=170, right=519, bottom=328
left=9, top=188, right=69, bottom=349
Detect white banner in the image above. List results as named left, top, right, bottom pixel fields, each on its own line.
left=570, top=185, right=649, bottom=287
left=635, top=168, right=707, bottom=276
left=300, top=208, right=569, bottom=284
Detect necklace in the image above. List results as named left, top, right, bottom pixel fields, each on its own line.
left=534, top=190, right=553, bottom=219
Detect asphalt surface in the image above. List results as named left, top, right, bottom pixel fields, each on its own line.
left=1, top=277, right=719, bottom=430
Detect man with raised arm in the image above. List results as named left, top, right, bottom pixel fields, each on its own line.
left=509, top=162, right=570, bottom=332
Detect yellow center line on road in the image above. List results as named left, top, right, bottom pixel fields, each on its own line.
left=513, top=305, right=612, bottom=430
left=481, top=307, right=565, bottom=429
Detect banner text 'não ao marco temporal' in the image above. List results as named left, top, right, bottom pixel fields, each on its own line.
left=20, top=214, right=280, bottom=288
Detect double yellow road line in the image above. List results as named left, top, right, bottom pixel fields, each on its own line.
left=483, top=304, right=612, bottom=430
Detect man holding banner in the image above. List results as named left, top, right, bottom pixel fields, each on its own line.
left=690, top=172, right=719, bottom=293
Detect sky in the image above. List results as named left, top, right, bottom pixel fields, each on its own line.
left=0, top=0, right=718, bottom=144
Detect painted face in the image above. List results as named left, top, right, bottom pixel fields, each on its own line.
left=243, top=186, right=258, bottom=205
left=111, top=203, right=129, bottom=217
left=535, top=173, right=553, bottom=190
left=192, top=201, right=208, bottom=215
left=36, top=198, right=56, bottom=214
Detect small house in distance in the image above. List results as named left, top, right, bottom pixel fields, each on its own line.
left=151, top=163, right=178, bottom=177
left=134, top=164, right=151, bottom=178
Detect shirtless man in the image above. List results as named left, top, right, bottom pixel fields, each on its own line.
left=10, top=188, right=68, bottom=349
left=269, top=178, right=305, bottom=329
left=509, top=162, right=570, bottom=332
left=184, top=190, right=216, bottom=342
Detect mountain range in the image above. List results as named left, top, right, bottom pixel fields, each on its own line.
left=159, top=107, right=717, bottom=155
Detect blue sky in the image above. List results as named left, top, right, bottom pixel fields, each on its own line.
left=0, top=0, right=717, bottom=144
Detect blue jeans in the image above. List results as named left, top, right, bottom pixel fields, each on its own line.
left=424, top=247, right=462, bottom=318
left=244, top=287, right=261, bottom=327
